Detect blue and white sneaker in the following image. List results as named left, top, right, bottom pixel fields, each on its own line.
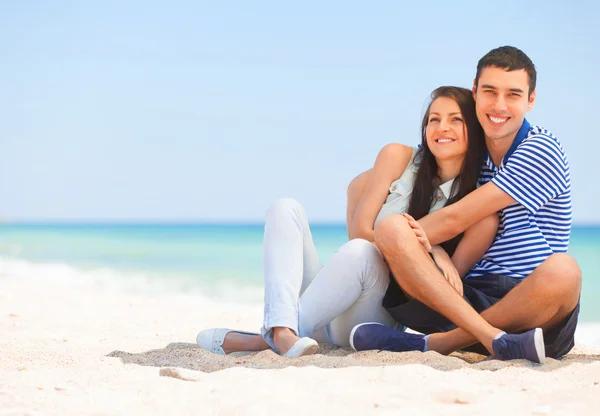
left=492, top=328, right=546, bottom=364
left=349, top=322, right=426, bottom=352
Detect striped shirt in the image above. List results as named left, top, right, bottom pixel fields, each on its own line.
left=467, top=119, right=572, bottom=279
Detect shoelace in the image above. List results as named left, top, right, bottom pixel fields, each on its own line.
left=495, top=336, right=523, bottom=359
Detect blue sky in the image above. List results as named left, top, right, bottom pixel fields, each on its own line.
left=2, top=1, right=598, bottom=223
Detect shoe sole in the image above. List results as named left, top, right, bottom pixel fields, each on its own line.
left=284, top=338, right=319, bottom=359
left=349, top=322, right=383, bottom=352
left=533, top=328, right=546, bottom=364
left=299, top=344, right=319, bottom=357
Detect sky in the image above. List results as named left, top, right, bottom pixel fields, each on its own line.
left=1, top=1, right=599, bottom=224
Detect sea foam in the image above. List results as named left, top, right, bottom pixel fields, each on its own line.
left=2, top=256, right=599, bottom=347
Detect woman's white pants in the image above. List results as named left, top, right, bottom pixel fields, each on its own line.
left=261, top=198, right=398, bottom=352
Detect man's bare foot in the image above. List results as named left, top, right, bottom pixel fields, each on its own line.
left=273, top=327, right=300, bottom=355
left=222, top=332, right=269, bottom=354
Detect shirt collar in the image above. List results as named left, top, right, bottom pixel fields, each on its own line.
left=484, top=119, right=532, bottom=168
left=502, top=119, right=531, bottom=165
left=439, top=178, right=456, bottom=200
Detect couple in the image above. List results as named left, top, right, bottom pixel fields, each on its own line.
left=197, top=46, right=581, bottom=364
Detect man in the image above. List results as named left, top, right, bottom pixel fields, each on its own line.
left=350, top=46, right=580, bottom=363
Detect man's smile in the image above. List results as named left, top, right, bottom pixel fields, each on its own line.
left=487, top=115, right=510, bottom=125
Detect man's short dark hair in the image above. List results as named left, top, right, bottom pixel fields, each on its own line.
left=475, top=46, right=537, bottom=97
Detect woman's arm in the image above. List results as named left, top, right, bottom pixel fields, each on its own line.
left=346, top=169, right=371, bottom=239
left=451, top=213, right=499, bottom=278
left=349, top=144, right=413, bottom=242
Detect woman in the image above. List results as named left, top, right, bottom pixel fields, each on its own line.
left=196, top=86, right=498, bottom=358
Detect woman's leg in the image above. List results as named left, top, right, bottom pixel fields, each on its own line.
left=260, top=198, right=324, bottom=353
left=296, top=238, right=398, bottom=347
left=219, top=198, right=323, bottom=355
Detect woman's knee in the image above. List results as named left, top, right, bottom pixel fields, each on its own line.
left=266, top=197, right=304, bottom=218
left=338, top=239, right=389, bottom=287
left=339, top=238, right=381, bottom=259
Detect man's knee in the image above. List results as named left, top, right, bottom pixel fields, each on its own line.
left=538, top=253, right=582, bottom=295
left=373, top=214, right=411, bottom=254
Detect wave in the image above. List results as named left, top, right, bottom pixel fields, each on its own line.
left=0, top=256, right=264, bottom=305
left=2, top=256, right=599, bottom=348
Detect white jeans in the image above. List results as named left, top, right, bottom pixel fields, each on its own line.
left=260, top=198, right=398, bottom=351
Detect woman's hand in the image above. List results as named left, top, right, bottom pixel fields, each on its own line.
left=403, top=213, right=463, bottom=296
left=431, top=246, right=464, bottom=296
left=403, top=213, right=432, bottom=253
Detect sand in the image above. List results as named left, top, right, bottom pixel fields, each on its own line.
left=2, top=273, right=600, bottom=416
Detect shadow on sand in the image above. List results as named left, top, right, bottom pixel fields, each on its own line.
left=106, top=342, right=600, bottom=377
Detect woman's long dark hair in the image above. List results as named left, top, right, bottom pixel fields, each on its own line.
left=406, top=86, right=485, bottom=255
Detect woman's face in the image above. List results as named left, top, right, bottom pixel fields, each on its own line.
left=425, top=96, right=469, bottom=162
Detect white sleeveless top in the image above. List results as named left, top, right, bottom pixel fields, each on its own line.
left=374, top=147, right=457, bottom=225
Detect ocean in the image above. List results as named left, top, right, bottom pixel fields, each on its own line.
left=1, top=223, right=599, bottom=341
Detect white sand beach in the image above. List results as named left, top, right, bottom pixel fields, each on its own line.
left=2, top=271, right=600, bottom=416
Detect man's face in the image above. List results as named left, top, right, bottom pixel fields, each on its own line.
left=472, top=66, right=536, bottom=143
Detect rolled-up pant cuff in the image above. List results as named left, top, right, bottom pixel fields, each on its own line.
left=261, top=307, right=298, bottom=354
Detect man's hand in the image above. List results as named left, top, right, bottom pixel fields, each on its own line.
left=431, top=246, right=464, bottom=296
left=403, top=213, right=432, bottom=253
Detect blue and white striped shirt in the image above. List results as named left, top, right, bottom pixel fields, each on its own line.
left=467, top=120, right=572, bottom=280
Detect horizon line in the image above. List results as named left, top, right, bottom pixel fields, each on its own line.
left=2, top=221, right=600, bottom=228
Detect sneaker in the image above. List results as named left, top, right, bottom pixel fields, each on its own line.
left=349, top=322, right=426, bottom=352
left=492, top=328, right=546, bottom=364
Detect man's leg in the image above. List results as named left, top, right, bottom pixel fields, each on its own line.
left=426, top=253, right=581, bottom=356
left=374, top=214, right=504, bottom=354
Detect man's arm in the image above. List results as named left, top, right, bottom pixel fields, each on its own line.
left=451, top=213, right=499, bottom=277
left=419, top=181, right=515, bottom=246
left=421, top=133, right=569, bottom=246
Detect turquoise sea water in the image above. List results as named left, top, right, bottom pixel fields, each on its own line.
left=1, top=223, right=599, bottom=322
